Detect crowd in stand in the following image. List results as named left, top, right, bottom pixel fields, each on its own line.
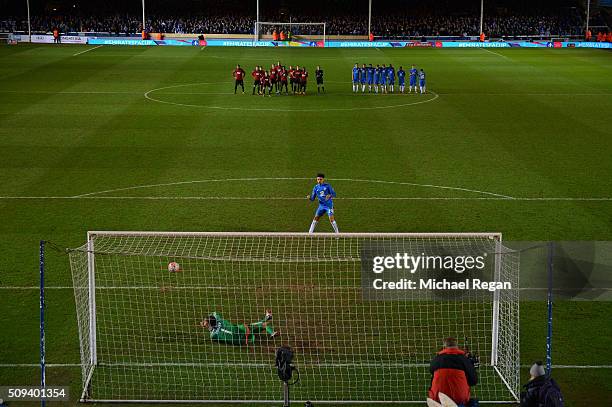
left=0, top=12, right=600, bottom=38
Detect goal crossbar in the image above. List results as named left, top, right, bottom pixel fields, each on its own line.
left=88, top=231, right=502, bottom=238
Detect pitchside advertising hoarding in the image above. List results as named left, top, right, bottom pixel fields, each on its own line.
left=89, top=38, right=612, bottom=48
left=14, top=35, right=612, bottom=48
left=17, top=34, right=87, bottom=44
left=87, top=38, right=197, bottom=46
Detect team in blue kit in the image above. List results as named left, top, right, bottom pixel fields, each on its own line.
left=359, top=64, right=367, bottom=92
left=379, top=64, right=387, bottom=92
left=307, top=173, right=339, bottom=234
left=366, top=64, right=375, bottom=92
left=409, top=65, right=418, bottom=93
left=351, top=63, right=425, bottom=94
left=418, top=68, right=427, bottom=94
left=373, top=65, right=380, bottom=93
left=397, top=66, right=406, bottom=93
left=352, top=63, right=360, bottom=92
left=387, top=64, right=395, bottom=93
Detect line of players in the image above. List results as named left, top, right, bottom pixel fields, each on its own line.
left=352, top=64, right=426, bottom=94
left=232, top=62, right=325, bottom=96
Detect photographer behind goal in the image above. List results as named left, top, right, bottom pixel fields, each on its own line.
left=429, top=337, right=479, bottom=407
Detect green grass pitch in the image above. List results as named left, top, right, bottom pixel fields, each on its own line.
left=0, top=43, right=611, bottom=406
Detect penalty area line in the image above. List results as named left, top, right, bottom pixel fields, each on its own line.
left=73, top=45, right=103, bottom=56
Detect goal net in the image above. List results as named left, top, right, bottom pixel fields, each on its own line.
left=255, top=22, right=326, bottom=44
left=69, top=232, right=519, bottom=403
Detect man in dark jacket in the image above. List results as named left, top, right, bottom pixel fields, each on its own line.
left=520, top=361, right=563, bottom=406
left=521, top=362, right=547, bottom=406
left=429, top=337, right=478, bottom=406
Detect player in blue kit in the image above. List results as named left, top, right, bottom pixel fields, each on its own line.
left=367, top=64, right=374, bottom=92
left=397, top=66, right=406, bottom=93
left=307, top=173, right=339, bottom=234
left=387, top=64, right=395, bottom=93
left=373, top=64, right=381, bottom=93
left=419, top=69, right=426, bottom=94
left=360, top=64, right=367, bottom=93
left=352, top=63, right=359, bottom=92
left=409, top=65, right=418, bottom=93
left=380, top=64, right=387, bottom=93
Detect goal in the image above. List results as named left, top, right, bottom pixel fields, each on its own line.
left=255, top=21, right=326, bottom=44
left=69, top=232, right=519, bottom=403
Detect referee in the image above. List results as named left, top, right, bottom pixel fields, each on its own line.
left=315, top=65, right=325, bottom=94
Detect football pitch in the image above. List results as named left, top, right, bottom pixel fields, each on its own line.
left=0, top=44, right=611, bottom=406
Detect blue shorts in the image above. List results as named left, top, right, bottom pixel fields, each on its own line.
left=380, top=79, right=386, bottom=85
left=399, top=79, right=405, bottom=86
left=367, top=77, right=373, bottom=84
left=420, top=80, right=425, bottom=87
left=410, top=78, right=417, bottom=86
left=388, top=79, right=395, bottom=84
left=352, top=78, right=359, bottom=84
left=315, top=205, right=334, bottom=217
left=360, top=78, right=366, bottom=84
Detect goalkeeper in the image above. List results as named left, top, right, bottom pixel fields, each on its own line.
left=199, top=309, right=279, bottom=345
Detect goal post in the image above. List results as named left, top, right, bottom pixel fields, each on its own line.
left=254, top=21, right=326, bottom=44
left=69, top=231, right=519, bottom=403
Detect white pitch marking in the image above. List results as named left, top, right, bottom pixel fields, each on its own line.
left=0, top=90, right=141, bottom=95
left=71, top=177, right=512, bottom=199
left=0, top=363, right=80, bottom=367
left=2, top=89, right=610, bottom=97
left=2, top=286, right=611, bottom=292
left=143, top=82, right=440, bottom=111
left=480, top=47, right=511, bottom=60
left=73, top=45, right=103, bottom=56
left=0, top=286, right=363, bottom=290
left=2, top=196, right=612, bottom=201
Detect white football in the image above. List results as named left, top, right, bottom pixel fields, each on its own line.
left=168, top=262, right=180, bottom=272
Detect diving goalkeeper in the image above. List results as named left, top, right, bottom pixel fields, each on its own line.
left=199, top=309, right=279, bottom=345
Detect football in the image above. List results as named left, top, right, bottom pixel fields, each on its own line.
left=167, top=262, right=180, bottom=272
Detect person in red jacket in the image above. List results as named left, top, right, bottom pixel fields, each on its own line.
left=429, top=338, right=478, bottom=406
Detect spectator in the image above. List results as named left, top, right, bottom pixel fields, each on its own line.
left=520, top=361, right=564, bottom=406
left=53, top=26, right=60, bottom=43
left=0, top=11, right=586, bottom=37
left=429, top=337, right=479, bottom=407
